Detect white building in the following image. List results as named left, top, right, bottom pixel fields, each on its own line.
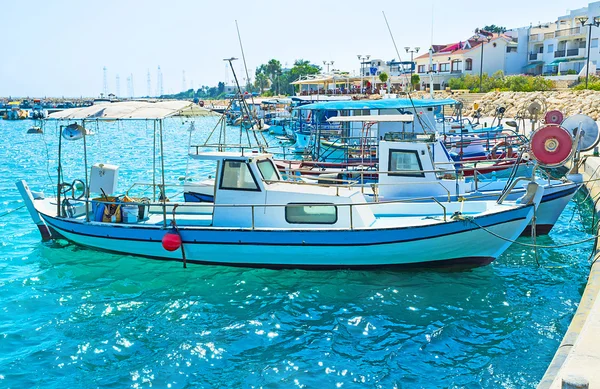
left=413, top=32, right=524, bottom=90
left=524, top=2, right=600, bottom=76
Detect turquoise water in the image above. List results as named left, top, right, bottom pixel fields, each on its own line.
left=0, top=118, right=595, bottom=388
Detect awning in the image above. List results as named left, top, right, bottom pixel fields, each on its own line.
left=296, top=98, right=457, bottom=111
left=48, top=100, right=193, bottom=120
left=327, top=114, right=415, bottom=123
left=291, top=75, right=362, bottom=85
left=523, top=61, right=544, bottom=70
left=548, top=57, right=585, bottom=66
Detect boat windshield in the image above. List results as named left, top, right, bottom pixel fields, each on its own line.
left=257, top=159, right=279, bottom=181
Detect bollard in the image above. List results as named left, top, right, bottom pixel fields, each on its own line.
left=561, top=375, right=589, bottom=389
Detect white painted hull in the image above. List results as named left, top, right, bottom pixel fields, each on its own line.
left=35, top=193, right=538, bottom=269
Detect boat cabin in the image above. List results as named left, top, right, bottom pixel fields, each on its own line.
left=189, top=151, right=376, bottom=229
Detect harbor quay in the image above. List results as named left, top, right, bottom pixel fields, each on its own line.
left=537, top=155, right=600, bottom=389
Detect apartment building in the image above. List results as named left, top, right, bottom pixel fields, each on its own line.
left=525, top=2, right=600, bottom=76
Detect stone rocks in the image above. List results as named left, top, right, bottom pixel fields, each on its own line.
left=459, top=90, right=600, bottom=120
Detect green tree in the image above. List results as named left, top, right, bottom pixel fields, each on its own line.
left=411, top=74, right=420, bottom=89
left=288, top=59, right=321, bottom=94
left=265, top=59, right=283, bottom=94
left=379, top=72, right=389, bottom=83
left=254, top=72, right=269, bottom=94
left=217, top=82, right=225, bottom=95
left=482, top=25, right=507, bottom=34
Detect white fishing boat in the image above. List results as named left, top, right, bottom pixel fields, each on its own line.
left=185, top=114, right=579, bottom=235
left=17, top=101, right=544, bottom=269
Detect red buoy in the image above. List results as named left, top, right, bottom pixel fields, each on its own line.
left=544, top=110, right=564, bottom=125
left=530, top=124, right=573, bottom=167
left=162, top=231, right=182, bottom=251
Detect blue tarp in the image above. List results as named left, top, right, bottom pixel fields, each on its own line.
left=296, top=98, right=458, bottom=111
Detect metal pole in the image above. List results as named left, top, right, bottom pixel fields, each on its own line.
left=153, top=120, right=156, bottom=201
left=359, top=58, right=363, bottom=94
left=586, top=24, right=592, bottom=88
left=159, top=119, right=167, bottom=227
left=479, top=40, right=484, bottom=92
left=429, top=48, right=434, bottom=98
left=57, top=125, right=63, bottom=218
left=410, top=52, right=414, bottom=91
left=82, top=119, right=89, bottom=222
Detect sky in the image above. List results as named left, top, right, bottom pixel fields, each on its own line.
left=0, top=0, right=589, bottom=97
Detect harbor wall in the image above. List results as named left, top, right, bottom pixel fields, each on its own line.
left=537, top=156, right=600, bottom=389
left=461, top=90, right=600, bottom=120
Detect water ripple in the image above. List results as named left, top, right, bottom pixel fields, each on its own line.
left=0, top=119, right=595, bottom=388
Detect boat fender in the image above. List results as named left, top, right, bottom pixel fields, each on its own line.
left=516, top=182, right=540, bottom=205
left=162, top=229, right=182, bottom=251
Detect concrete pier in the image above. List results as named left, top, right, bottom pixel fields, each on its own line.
left=538, top=156, right=600, bottom=389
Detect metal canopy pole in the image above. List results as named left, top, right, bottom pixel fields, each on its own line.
left=56, top=125, right=63, bottom=218
left=153, top=120, right=157, bottom=202
left=159, top=119, right=167, bottom=227
left=82, top=119, right=89, bottom=222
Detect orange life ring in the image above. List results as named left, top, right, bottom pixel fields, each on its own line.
left=489, top=141, right=513, bottom=160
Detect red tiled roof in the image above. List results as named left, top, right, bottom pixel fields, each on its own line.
left=414, top=33, right=510, bottom=60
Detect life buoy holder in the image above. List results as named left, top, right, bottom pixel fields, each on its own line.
left=529, top=124, right=573, bottom=167
left=489, top=141, right=513, bottom=160
left=544, top=110, right=564, bottom=125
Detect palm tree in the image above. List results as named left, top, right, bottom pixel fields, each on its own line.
left=254, top=73, right=269, bottom=94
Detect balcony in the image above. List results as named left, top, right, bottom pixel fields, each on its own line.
left=544, top=32, right=555, bottom=39
left=567, top=48, right=580, bottom=56
left=554, top=50, right=566, bottom=58
left=555, top=26, right=582, bottom=38
left=530, top=34, right=539, bottom=42
left=529, top=53, right=540, bottom=61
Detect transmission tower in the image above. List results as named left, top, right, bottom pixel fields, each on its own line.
left=130, top=73, right=135, bottom=98
left=116, top=74, right=121, bottom=97
left=147, top=69, right=152, bottom=97
left=103, top=66, right=108, bottom=96
left=156, top=66, right=163, bottom=97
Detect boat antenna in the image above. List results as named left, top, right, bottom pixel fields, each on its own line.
left=382, top=11, right=432, bottom=132
left=224, top=57, right=267, bottom=151
left=235, top=20, right=256, bottom=109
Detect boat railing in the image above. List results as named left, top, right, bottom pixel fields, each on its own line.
left=75, top=194, right=451, bottom=228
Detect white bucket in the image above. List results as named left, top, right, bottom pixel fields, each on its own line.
left=122, top=204, right=139, bottom=224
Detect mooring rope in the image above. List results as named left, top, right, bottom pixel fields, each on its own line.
left=0, top=205, right=26, bottom=218
left=469, top=218, right=598, bottom=249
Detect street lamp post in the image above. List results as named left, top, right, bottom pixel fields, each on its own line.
left=577, top=16, right=600, bottom=89
left=323, top=60, right=334, bottom=93
left=475, top=29, right=492, bottom=92
left=404, top=47, right=420, bottom=90
left=357, top=54, right=370, bottom=93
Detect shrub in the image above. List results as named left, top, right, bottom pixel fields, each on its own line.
left=448, top=72, right=554, bottom=92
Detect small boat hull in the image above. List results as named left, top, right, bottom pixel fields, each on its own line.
left=38, top=202, right=534, bottom=269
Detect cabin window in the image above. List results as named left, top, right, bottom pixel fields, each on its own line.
left=257, top=159, right=279, bottom=181
left=219, top=160, right=260, bottom=191
left=285, top=203, right=338, bottom=224
left=418, top=65, right=426, bottom=73
left=388, top=149, right=425, bottom=177
left=439, top=63, right=449, bottom=72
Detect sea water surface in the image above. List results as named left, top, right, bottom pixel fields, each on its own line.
left=0, top=117, right=595, bottom=388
